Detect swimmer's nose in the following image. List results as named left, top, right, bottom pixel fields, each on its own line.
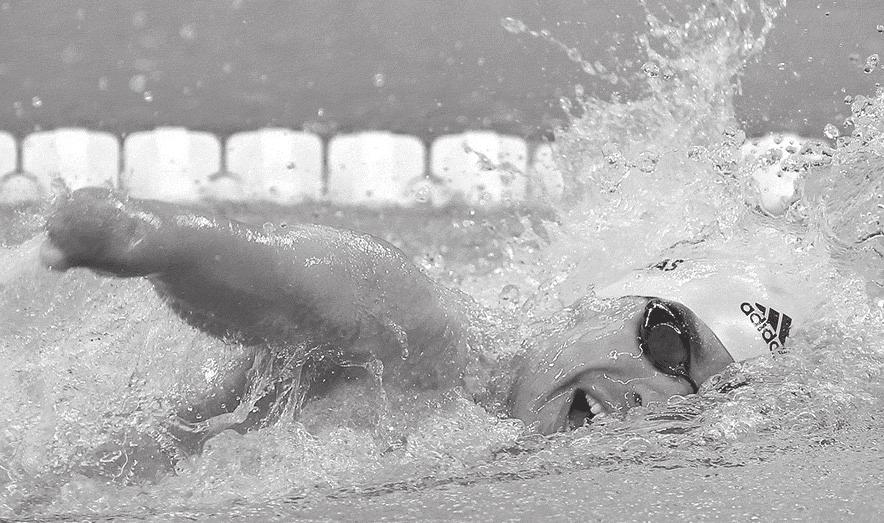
left=39, top=239, right=72, bottom=271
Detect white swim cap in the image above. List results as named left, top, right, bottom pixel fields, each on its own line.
left=596, top=257, right=808, bottom=362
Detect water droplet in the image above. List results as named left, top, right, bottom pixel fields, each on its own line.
left=687, top=145, right=707, bottom=161
left=602, top=142, right=624, bottom=165
left=566, top=47, right=582, bottom=63
left=131, top=10, right=147, bottom=28
left=179, top=24, right=197, bottom=40
left=499, top=284, right=521, bottom=303
left=501, top=17, right=526, bottom=34
left=262, top=222, right=276, bottom=234
left=30, top=96, right=42, bottom=108
left=373, top=73, right=385, bottom=88
left=413, top=184, right=430, bottom=203
left=129, top=74, right=147, bottom=93
left=637, top=152, right=660, bottom=173
left=641, top=62, right=660, bottom=78
left=864, top=54, right=880, bottom=73
left=823, top=123, right=840, bottom=139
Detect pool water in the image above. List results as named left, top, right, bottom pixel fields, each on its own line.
left=1, top=1, right=883, bottom=520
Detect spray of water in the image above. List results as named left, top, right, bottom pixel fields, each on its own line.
left=1, top=1, right=882, bottom=518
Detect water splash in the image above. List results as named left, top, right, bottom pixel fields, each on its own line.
left=499, top=1, right=785, bottom=310
left=804, top=87, right=884, bottom=305
left=2, top=1, right=883, bottom=519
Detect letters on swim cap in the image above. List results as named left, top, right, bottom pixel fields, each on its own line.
left=739, top=301, right=792, bottom=354
left=596, top=258, right=805, bottom=362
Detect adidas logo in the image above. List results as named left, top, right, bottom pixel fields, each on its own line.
left=740, top=302, right=792, bottom=353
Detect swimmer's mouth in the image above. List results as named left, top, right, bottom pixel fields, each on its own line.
left=567, top=389, right=606, bottom=429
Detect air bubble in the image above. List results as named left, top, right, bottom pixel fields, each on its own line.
left=687, top=145, right=707, bottom=161
left=636, top=152, right=660, bottom=173
left=30, top=96, right=42, bottom=108
left=641, top=62, right=660, bottom=78
left=179, top=24, right=197, bottom=40
left=823, top=123, right=840, bottom=139
left=877, top=24, right=884, bottom=33
left=129, top=74, right=147, bottom=93
left=501, top=17, right=527, bottom=34
left=373, top=73, right=385, bottom=88
left=602, top=142, right=624, bottom=165
left=864, top=54, right=880, bottom=74
left=566, top=48, right=582, bottom=62
left=499, top=284, right=521, bottom=304
left=142, top=90, right=153, bottom=102
left=413, top=184, right=430, bottom=203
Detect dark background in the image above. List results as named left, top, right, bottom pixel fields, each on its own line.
left=0, top=0, right=881, bottom=140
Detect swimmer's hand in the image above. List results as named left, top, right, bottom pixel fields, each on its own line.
left=41, top=187, right=169, bottom=276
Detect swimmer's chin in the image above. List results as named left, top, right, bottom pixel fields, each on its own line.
left=39, top=240, right=74, bottom=271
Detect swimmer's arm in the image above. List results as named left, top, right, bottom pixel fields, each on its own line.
left=41, top=189, right=470, bottom=367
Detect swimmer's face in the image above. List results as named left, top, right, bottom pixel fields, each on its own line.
left=509, top=296, right=734, bottom=434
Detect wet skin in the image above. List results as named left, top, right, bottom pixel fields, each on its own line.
left=40, top=188, right=735, bottom=453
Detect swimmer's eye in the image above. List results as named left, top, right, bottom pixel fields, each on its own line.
left=640, top=300, right=698, bottom=391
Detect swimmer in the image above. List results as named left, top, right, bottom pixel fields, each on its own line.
left=40, top=188, right=805, bottom=457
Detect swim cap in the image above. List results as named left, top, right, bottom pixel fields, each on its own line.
left=596, top=257, right=809, bottom=362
